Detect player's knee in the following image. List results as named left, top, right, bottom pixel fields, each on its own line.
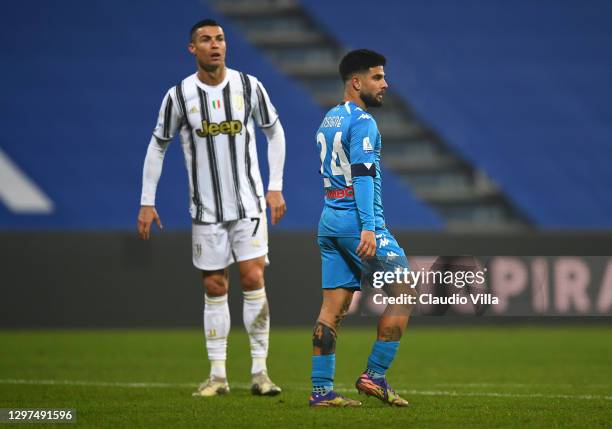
left=203, top=275, right=228, bottom=297
left=240, top=267, right=264, bottom=291
left=312, top=321, right=337, bottom=355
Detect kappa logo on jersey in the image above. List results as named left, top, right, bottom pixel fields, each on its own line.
left=377, top=234, right=390, bottom=248
left=358, top=113, right=372, bottom=120
left=196, top=120, right=243, bottom=137
left=363, top=136, right=373, bottom=152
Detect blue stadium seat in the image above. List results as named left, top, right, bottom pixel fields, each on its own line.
left=0, top=0, right=441, bottom=229
left=304, top=0, right=612, bottom=228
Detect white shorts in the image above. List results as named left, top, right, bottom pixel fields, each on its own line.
left=192, top=211, right=269, bottom=271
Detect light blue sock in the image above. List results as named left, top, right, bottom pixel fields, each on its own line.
left=312, top=354, right=335, bottom=394
left=366, top=340, right=400, bottom=378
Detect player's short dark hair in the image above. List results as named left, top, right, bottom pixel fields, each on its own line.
left=190, top=19, right=222, bottom=41
left=339, top=49, right=386, bottom=82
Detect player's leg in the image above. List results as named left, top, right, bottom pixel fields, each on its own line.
left=311, top=288, right=353, bottom=392
left=191, top=221, right=233, bottom=397
left=354, top=230, right=412, bottom=406
left=355, top=313, right=411, bottom=406
left=371, top=278, right=412, bottom=381
left=198, top=269, right=231, bottom=396
left=309, top=236, right=361, bottom=407
left=237, top=256, right=281, bottom=395
left=231, top=212, right=281, bottom=395
left=237, top=256, right=267, bottom=374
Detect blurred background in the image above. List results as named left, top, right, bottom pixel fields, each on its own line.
left=1, top=0, right=611, bottom=327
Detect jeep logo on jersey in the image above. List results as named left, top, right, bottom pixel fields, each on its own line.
left=196, top=120, right=243, bottom=137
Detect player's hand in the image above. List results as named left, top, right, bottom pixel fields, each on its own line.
left=356, top=230, right=376, bottom=258
left=266, top=191, right=287, bottom=225
left=137, top=206, right=163, bottom=240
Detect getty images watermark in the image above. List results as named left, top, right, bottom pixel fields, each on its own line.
left=370, top=266, right=494, bottom=306
left=354, top=255, right=612, bottom=317
left=355, top=255, right=494, bottom=317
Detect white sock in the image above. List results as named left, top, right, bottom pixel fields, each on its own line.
left=210, top=360, right=226, bottom=380
left=204, top=294, right=230, bottom=379
left=243, top=288, right=270, bottom=374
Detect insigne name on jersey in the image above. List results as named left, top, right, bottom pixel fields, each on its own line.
left=195, top=120, right=243, bottom=137
left=321, top=115, right=343, bottom=128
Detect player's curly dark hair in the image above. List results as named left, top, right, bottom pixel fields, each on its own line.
left=190, top=19, right=221, bottom=41
left=339, top=49, right=386, bottom=82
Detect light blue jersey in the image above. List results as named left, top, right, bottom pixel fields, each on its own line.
left=315, top=100, right=407, bottom=289
left=316, top=101, right=385, bottom=237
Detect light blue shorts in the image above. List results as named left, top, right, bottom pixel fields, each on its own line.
left=318, top=229, right=408, bottom=289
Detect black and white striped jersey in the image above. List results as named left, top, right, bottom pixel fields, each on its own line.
left=144, top=69, right=279, bottom=223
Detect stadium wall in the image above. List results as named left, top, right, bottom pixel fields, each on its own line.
left=1, top=232, right=611, bottom=328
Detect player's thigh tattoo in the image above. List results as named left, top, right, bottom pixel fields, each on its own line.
left=312, top=321, right=337, bottom=355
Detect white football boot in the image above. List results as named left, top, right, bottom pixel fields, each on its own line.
left=250, top=371, right=282, bottom=396
left=192, top=377, right=230, bottom=397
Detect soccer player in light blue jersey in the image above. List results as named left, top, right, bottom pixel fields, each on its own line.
left=309, top=50, right=411, bottom=407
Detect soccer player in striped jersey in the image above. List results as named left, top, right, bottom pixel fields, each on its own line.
left=309, top=50, right=411, bottom=407
left=137, top=19, right=286, bottom=397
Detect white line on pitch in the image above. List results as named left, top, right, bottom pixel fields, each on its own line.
left=0, top=379, right=195, bottom=388
left=0, top=379, right=610, bottom=401
left=432, top=382, right=612, bottom=389
left=402, top=389, right=612, bottom=402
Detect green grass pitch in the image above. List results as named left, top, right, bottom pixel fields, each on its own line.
left=1, top=326, right=611, bottom=428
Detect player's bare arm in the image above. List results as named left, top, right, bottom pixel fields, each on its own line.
left=137, top=205, right=163, bottom=240
left=266, top=191, right=286, bottom=225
